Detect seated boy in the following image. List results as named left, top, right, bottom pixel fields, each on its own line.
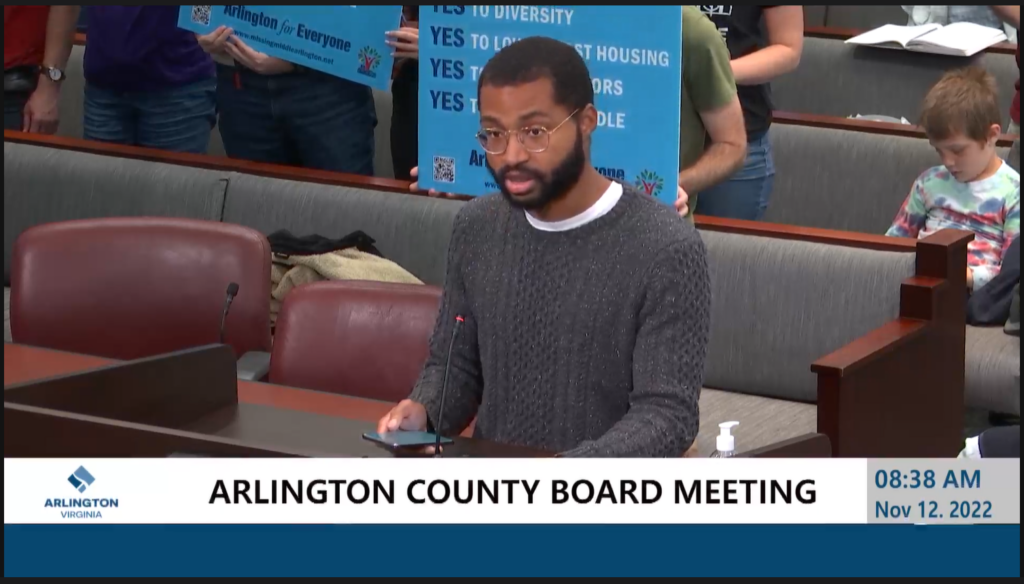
left=887, top=67, right=1020, bottom=292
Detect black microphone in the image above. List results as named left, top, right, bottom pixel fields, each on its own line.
left=434, top=315, right=464, bottom=457
left=219, top=282, right=240, bottom=345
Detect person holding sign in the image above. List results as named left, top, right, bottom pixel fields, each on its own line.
left=696, top=5, right=804, bottom=221
left=82, top=7, right=216, bottom=154
left=195, top=24, right=377, bottom=175
left=675, top=6, right=748, bottom=219
left=378, top=37, right=711, bottom=458
left=386, top=6, right=420, bottom=181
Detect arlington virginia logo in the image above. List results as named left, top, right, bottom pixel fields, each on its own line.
left=635, top=170, right=665, bottom=199
left=68, top=465, right=95, bottom=493
left=45, top=465, right=119, bottom=519
left=356, top=45, right=381, bottom=78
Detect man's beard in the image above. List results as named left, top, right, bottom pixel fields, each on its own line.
left=487, top=127, right=586, bottom=210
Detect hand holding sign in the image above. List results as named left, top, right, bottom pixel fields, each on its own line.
left=178, top=6, right=403, bottom=90
left=675, top=184, right=690, bottom=218
left=195, top=25, right=233, bottom=56
left=225, top=35, right=296, bottom=75
left=410, top=166, right=456, bottom=199
left=385, top=27, right=420, bottom=59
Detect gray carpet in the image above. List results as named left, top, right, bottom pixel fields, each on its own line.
left=4, top=288, right=10, bottom=343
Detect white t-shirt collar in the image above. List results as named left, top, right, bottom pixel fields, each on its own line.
left=525, top=182, right=624, bottom=232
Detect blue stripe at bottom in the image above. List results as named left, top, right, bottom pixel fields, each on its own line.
left=4, top=524, right=1020, bottom=577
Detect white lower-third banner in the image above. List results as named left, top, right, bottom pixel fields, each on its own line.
left=3, top=458, right=1018, bottom=525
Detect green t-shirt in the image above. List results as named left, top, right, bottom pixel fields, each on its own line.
left=679, top=6, right=738, bottom=216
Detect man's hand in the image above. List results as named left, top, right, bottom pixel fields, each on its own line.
left=674, top=184, right=690, bottom=218
left=224, top=35, right=295, bottom=75
left=385, top=27, right=419, bottom=59
left=410, top=166, right=457, bottom=198
left=967, top=267, right=975, bottom=290
left=23, top=78, right=60, bottom=134
left=27, top=5, right=77, bottom=134
left=376, top=400, right=441, bottom=455
left=377, top=399, right=429, bottom=434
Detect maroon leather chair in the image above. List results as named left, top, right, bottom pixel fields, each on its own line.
left=264, top=281, right=442, bottom=402
left=10, top=217, right=272, bottom=360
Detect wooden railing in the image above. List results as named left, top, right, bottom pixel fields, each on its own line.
left=3, top=129, right=413, bottom=196
left=0, top=128, right=929, bottom=252
left=773, top=111, right=1019, bottom=147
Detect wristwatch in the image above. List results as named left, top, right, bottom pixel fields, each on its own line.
left=41, top=66, right=65, bottom=83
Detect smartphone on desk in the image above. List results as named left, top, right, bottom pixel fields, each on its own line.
left=362, top=431, right=453, bottom=449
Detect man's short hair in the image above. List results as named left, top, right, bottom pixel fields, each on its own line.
left=919, top=66, right=1002, bottom=142
left=477, top=36, right=594, bottom=113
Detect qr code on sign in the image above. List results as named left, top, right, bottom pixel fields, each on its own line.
left=191, top=5, right=212, bottom=26
left=433, top=156, right=456, bottom=184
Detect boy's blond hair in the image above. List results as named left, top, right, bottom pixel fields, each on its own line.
left=919, top=66, right=1002, bottom=143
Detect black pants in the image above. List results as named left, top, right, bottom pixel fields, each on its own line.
left=980, top=426, right=1019, bottom=458
left=967, top=237, right=1020, bottom=325
left=390, top=58, right=418, bottom=181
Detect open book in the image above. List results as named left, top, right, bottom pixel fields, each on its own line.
left=846, top=22, right=1008, bottom=57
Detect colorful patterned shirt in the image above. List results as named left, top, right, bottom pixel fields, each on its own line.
left=887, top=162, right=1020, bottom=290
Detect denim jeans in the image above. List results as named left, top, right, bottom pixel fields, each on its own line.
left=695, top=130, right=776, bottom=221
left=3, top=92, right=29, bottom=131
left=215, top=64, right=377, bottom=176
left=83, top=78, right=217, bottom=154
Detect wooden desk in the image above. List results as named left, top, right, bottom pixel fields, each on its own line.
left=5, top=343, right=110, bottom=385
left=4, top=343, right=392, bottom=423
left=4, top=344, right=832, bottom=458
left=4, top=343, right=543, bottom=458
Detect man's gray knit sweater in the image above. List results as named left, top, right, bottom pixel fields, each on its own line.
left=408, top=184, right=711, bottom=457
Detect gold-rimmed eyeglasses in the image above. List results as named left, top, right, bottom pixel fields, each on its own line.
left=475, top=109, right=579, bottom=155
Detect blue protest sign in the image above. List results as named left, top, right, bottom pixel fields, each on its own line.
left=177, top=6, right=402, bottom=91
left=417, top=6, right=682, bottom=204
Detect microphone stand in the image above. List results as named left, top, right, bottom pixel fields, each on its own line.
left=434, top=316, right=464, bottom=457
left=219, top=283, right=239, bottom=345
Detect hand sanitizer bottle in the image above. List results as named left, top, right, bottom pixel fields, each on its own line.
left=710, top=421, right=739, bottom=458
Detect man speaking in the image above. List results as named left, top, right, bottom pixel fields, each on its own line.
left=377, top=37, right=711, bottom=457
